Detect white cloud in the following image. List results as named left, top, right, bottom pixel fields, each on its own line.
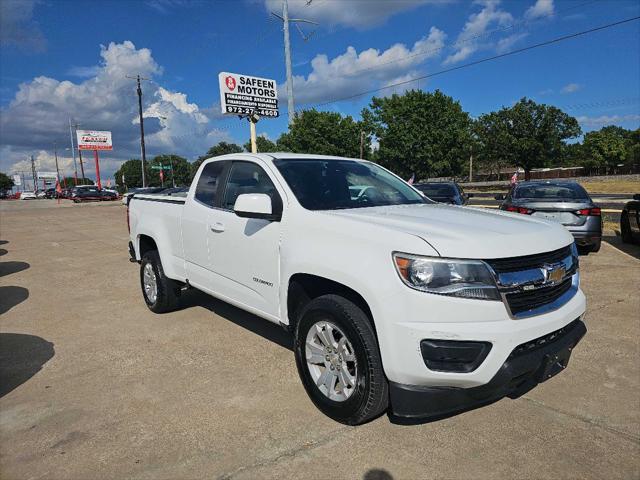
left=0, top=41, right=230, bottom=179
left=67, top=65, right=102, bottom=78
left=496, top=32, right=529, bottom=53
left=264, top=0, right=447, bottom=29
left=525, top=0, right=554, bottom=20
left=576, top=114, right=640, bottom=127
left=284, top=26, right=446, bottom=105
left=561, top=83, right=582, bottom=94
left=0, top=0, right=45, bottom=52
left=444, top=0, right=514, bottom=64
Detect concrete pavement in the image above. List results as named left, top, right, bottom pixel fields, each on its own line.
left=1, top=200, right=639, bottom=479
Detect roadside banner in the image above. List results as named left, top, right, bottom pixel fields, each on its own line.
left=76, top=130, right=113, bottom=151
left=13, top=174, right=21, bottom=186
left=218, top=72, right=279, bottom=118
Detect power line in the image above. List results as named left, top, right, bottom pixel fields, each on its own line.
left=343, top=0, right=600, bottom=78
left=307, top=16, right=640, bottom=111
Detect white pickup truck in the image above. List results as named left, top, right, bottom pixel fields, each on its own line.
left=127, top=153, right=586, bottom=425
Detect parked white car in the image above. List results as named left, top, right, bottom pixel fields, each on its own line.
left=127, top=153, right=586, bottom=425
left=20, top=191, right=37, bottom=200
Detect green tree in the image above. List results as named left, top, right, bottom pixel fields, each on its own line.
left=502, top=98, right=581, bottom=179
left=581, top=126, right=628, bottom=169
left=473, top=112, right=515, bottom=180
left=148, top=154, right=191, bottom=187
left=243, top=135, right=277, bottom=153
left=277, top=109, right=368, bottom=158
left=0, top=172, right=14, bottom=192
left=114, top=159, right=148, bottom=190
left=362, top=90, right=472, bottom=179
left=191, top=142, right=243, bottom=175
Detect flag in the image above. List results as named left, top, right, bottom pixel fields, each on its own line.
left=55, top=179, right=62, bottom=193
left=159, top=169, right=164, bottom=182
left=510, top=171, right=518, bottom=185
left=107, top=178, right=112, bottom=188
left=407, top=173, right=415, bottom=185
left=121, top=173, right=125, bottom=184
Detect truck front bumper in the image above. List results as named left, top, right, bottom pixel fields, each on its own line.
left=388, top=318, right=586, bottom=423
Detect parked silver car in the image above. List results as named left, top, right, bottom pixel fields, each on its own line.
left=496, top=181, right=602, bottom=254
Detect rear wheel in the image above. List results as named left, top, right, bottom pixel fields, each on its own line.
left=140, top=250, right=179, bottom=313
left=294, top=294, right=388, bottom=425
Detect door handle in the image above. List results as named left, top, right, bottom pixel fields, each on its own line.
left=209, top=222, right=225, bottom=233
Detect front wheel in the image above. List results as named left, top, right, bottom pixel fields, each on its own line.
left=294, top=294, right=388, bottom=425
left=621, top=212, right=633, bottom=244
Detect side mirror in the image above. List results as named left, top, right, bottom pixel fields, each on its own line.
left=494, top=194, right=505, bottom=201
left=234, top=193, right=280, bottom=221
left=633, top=194, right=640, bottom=201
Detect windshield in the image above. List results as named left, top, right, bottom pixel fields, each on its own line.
left=513, top=183, right=590, bottom=201
left=274, top=159, right=428, bottom=211
left=417, top=183, right=457, bottom=197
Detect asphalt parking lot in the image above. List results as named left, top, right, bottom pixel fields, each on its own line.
left=1, top=200, right=639, bottom=480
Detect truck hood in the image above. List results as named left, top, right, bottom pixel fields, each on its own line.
left=327, top=203, right=573, bottom=259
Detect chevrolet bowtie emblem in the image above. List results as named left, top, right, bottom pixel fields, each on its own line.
left=543, top=263, right=566, bottom=284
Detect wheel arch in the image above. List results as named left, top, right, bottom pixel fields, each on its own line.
left=286, top=273, right=375, bottom=334
left=137, top=234, right=158, bottom=259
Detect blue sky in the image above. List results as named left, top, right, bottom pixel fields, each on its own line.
left=1, top=0, right=639, bottom=183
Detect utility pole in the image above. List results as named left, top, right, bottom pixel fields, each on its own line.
left=360, top=131, right=365, bottom=159
left=72, top=123, right=86, bottom=183
left=54, top=142, right=61, bottom=182
left=283, top=0, right=294, bottom=124
left=68, top=118, right=79, bottom=185
left=30, top=155, right=37, bottom=192
left=272, top=2, right=317, bottom=125
left=469, top=147, right=473, bottom=183
left=127, top=75, right=149, bottom=187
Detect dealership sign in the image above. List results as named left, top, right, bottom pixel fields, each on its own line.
left=37, top=171, right=58, bottom=179
left=76, top=130, right=113, bottom=150
left=13, top=175, right=21, bottom=186
left=218, top=72, right=279, bottom=118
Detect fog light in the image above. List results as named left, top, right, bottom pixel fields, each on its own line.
left=420, top=339, right=492, bottom=373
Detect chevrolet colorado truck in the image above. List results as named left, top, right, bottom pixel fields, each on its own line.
left=127, top=153, right=587, bottom=425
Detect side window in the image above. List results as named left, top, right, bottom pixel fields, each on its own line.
left=195, top=161, right=226, bottom=207
left=222, top=162, right=280, bottom=211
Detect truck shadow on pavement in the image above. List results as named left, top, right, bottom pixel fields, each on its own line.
left=603, top=232, right=640, bottom=260
left=0, top=261, right=30, bottom=278
left=179, top=289, right=293, bottom=350
left=0, top=333, right=55, bottom=398
left=0, top=286, right=29, bottom=315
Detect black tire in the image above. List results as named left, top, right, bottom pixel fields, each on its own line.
left=140, top=250, right=180, bottom=313
left=621, top=211, right=633, bottom=244
left=590, top=238, right=601, bottom=253
left=294, top=294, right=388, bottom=425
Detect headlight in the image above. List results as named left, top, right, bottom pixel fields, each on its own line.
left=393, top=253, right=500, bottom=301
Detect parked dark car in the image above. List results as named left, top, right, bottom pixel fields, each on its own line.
left=414, top=181, right=472, bottom=205
left=71, top=187, right=118, bottom=202
left=496, top=181, right=602, bottom=254
left=621, top=193, right=640, bottom=245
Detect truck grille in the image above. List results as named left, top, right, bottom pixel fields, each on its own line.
left=486, top=245, right=572, bottom=274
left=505, top=278, right=573, bottom=316
left=484, top=245, right=577, bottom=318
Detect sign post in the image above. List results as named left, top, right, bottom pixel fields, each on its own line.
left=218, top=72, right=279, bottom=153
left=77, top=130, right=112, bottom=190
